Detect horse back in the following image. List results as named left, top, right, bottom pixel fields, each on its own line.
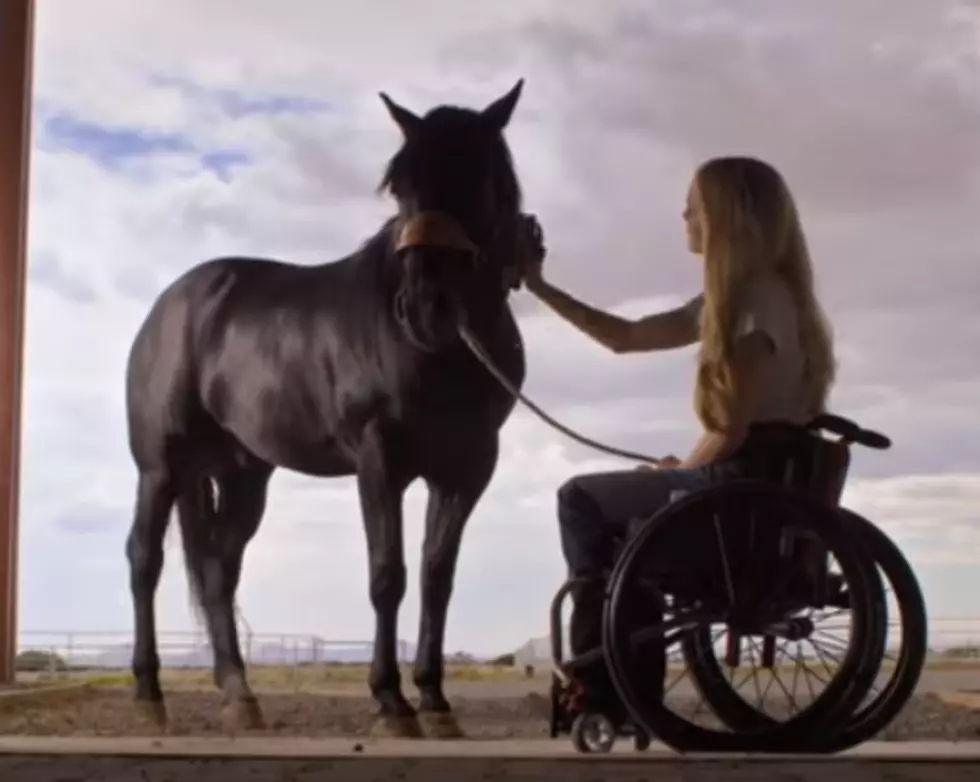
left=126, top=251, right=525, bottom=477
left=127, top=254, right=395, bottom=467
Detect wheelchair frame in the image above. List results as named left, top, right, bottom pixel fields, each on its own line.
left=547, top=413, right=928, bottom=754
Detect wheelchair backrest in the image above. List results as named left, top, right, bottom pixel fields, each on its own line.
left=742, top=413, right=891, bottom=506
left=782, top=434, right=851, bottom=506
left=707, top=415, right=890, bottom=608
left=741, top=423, right=851, bottom=506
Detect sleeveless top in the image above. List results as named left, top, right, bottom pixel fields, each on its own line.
left=682, top=276, right=810, bottom=425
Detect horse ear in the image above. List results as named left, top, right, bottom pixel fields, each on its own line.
left=379, top=92, right=421, bottom=137
left=481, top=78, right=524, bottom=131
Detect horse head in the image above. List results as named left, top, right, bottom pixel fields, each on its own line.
left=378, top=80, right=529, bottom=350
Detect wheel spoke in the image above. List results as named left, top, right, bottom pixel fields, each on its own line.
left=712, top=511, right=737, bottom=608
left=751, top=638, right=802, bottom=716
left=789, top=640, right=821, bottom=698
left=805, top=637, right=843, bottom=676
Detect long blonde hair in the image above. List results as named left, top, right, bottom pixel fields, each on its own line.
left=692, top=156, right=836, bottom=432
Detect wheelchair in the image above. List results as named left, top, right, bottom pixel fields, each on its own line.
left=548, top=413, right=928, bottom=754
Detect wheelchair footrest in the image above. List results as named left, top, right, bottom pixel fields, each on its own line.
left=552, top=671, right=632, bottom=733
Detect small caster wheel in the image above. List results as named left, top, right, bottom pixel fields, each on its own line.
left=634, top=730, right=651, bottom=751
left=571, top=712, right=616, bottom=754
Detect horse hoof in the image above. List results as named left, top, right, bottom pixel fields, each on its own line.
left=369, top=713, right=424, bottom=739
left=134, top=700, right=168, bottom=732
left=222, top=698, right=266, bottom=733
left=418, top=711, right=466, bottom=739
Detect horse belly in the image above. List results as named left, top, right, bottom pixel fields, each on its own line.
left=278, top=449, right=355, bottom=478
left=212, top=393, right=357, bottom=477
left=239, top=429, right=356, bottom=478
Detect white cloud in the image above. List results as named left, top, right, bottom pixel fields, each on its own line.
left=16, top=0, right=980, bottom=659
left=844, top=474, right=980, bottom=567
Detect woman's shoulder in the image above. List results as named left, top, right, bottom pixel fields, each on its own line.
left=734, top=275, right=798, bottom=345
left=739, top=275, right=797, bottom=317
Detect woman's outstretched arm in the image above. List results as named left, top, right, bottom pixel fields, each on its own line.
left=528, top=277, right=702, bottom=354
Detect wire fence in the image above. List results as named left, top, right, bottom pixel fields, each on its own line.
left=16, top=617, right=980, bottom=676
left=15, top=630, right=415, bottom=675
left=513, top=617, right=980, bottom=668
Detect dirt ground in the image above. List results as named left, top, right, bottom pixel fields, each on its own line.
left=2, top=672, right=980, bottom=782
left=1, top=674, right=980, bottom=741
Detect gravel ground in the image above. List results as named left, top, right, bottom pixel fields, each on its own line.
left=0, top=688, right=979, bottom=741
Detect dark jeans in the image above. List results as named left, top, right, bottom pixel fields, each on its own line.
left=557, top=461, right=743, bottom=657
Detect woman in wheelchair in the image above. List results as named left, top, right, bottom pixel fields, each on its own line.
left=524, top=155, right=837, bottom=704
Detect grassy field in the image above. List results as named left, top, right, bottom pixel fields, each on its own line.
left=14, top=656, right=980, bottom=694
left=17, top=663, right=533, bottom=692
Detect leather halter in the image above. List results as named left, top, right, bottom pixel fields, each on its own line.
left=391, top=210, right=482, bottom=353
left=395, top=211, right=480, bottom=256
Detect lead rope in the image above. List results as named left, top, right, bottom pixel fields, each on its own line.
left=457, top=322, right=663, bottom=466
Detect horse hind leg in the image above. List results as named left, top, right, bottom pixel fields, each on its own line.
left=126, top=468, right=177, bottom=731
left=176, top=466, right=272, bottom=733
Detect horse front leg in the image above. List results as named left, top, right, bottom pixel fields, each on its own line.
left=414, top=437, right=499, bottom=739
left=357, top=426, right=420, bottom=738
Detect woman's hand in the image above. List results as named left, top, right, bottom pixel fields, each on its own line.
left=634, top=454, right=682, bottom=470
left=515, top=213, right=546, bottom=291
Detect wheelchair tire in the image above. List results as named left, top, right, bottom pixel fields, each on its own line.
left=603, top=480, right=885, bottom=753
left=570, top=712, right=617, bottom=754
left=634, top=730, right=651, bottom=751
left=822, top=510, right=928, bottom=749
left=684, top=509, right=927, bottom=751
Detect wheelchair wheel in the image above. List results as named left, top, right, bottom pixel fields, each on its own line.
left=683, top=509, right=927, bottom=752
left=603, top=480, right=886, bottom=753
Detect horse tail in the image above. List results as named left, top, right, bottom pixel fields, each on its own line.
left=176, top=474, right=218, bottom=623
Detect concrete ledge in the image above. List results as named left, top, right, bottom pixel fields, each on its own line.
left=1, top=745, right=980, bottom=782
left=0, top=683, right=93, bottom=714
left=1, top=736, right=980, bottom=761
left=2, top=739, right=979, bottom=782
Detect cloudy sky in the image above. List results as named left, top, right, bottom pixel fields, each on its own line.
left=18, top=0, right=980, bottom=657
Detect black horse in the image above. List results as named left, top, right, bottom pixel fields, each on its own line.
left=124, top=80, right=536, bottom=739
